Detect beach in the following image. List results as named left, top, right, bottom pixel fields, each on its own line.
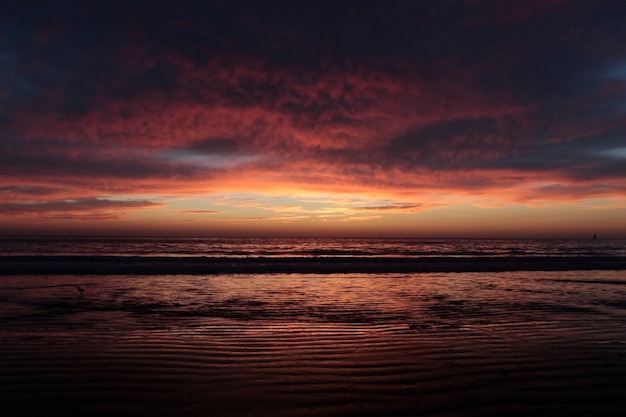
left=2, top=269, right=626, bottom=416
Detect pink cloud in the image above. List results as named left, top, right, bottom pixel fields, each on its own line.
left=2, top=0, right=625, bottom=234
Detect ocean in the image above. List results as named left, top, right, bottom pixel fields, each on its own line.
left=2, top=235, right=625, bottom=257
left=1, top=237, right=626, bottom=416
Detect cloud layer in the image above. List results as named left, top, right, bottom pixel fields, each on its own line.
left=1, top=1, right=625, bottom=235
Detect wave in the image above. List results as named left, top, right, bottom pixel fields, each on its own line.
left=1, top=237, right=625, bottom=258
left=1, top=255, right=625, bottom=275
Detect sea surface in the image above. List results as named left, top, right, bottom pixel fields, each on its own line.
left=1, top=237, right=626, bottom=416
left=1, top=236, right=625, bottom=257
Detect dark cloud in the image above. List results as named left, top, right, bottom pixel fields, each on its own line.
left=0, top=197, right=159, bottom=215
left=0, top=185, right=60, bottom=195
left=188, top=138, right=239, bottom=155
left=38, top=212, right=123, bottom=221
left=0, top=136, right=204, bottom=180
left=181, top=210, right=221, bottom=214
left=354, top=204, right=424, bottom=212
left=483, top=124, right=626, bottom=179
left=383, top=117, right=516, bottom=170
left=0, top=0, right=625, bottom=213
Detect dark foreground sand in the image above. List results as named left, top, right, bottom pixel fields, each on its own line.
left=1, top=271, right=626, bottom=416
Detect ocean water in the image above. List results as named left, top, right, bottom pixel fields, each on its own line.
left=1, top=236, right=625, bottom=257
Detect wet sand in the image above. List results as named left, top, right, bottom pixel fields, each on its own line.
left=1, top=271, right=626, bottom=416
left=1, top=255, right=625, bottom=275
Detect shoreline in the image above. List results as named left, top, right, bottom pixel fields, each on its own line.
left=1, top=255, right=625, bottom=275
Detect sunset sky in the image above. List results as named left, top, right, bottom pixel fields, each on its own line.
left=1, top=0, right=625, bottom=237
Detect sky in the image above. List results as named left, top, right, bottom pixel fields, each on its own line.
left=1, top=0, right=625, bottom=238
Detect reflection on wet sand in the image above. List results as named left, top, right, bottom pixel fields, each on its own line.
left=1, top=271, right=626, bottom=416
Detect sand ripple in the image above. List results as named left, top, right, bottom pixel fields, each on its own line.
left=1, top=271, right=626, bottom=416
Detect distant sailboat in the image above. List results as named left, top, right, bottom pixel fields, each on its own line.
left=593, top=233, right=597, bottom=240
